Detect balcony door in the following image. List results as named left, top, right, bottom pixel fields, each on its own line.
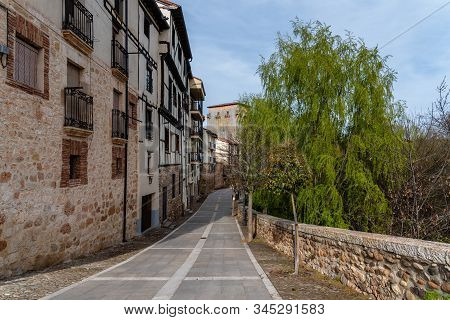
left=67, top=61, right=81, bottom=88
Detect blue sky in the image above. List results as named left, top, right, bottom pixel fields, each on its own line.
left=178, top=0, right=450, bottom=116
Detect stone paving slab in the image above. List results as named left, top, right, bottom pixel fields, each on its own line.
left=211, top=223, right=241, bottom=233
left=46, top=189, right=278, bottom=300
left=102, top=249, right=192, bottom=278
left=173, top=280, right=273, bottom=300
left=54, top=280, right=165, bottom=300
left=187, top=250, right=258, bottom=277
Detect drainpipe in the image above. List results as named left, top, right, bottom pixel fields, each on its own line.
left=122, top=0, right=129, bottom=243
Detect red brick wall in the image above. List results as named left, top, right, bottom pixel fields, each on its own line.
left=112, top=146, right=125, bottom=179
left=60, top=139, right=88, bottom=188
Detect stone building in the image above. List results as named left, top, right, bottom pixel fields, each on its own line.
left=0, top=0, right=143, bottom=277
left=206, top=102, right=240, bottom=188
left=186, top=76, right=205, bottom=208
left=200, top=128, right=217, bottom=196
left=206, top=102, right=239, bottom=140
left=156, top=0, right=191, bottom=223
left=0, top=0, right=208, bottom=277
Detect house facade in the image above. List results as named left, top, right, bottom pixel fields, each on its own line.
left=0, top=0, right=210, bottom=278
left=206, top=102, right=240, bottom=188
left=200, top=128, right=218, bottom=196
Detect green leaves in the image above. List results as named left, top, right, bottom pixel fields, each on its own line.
left=245, top=20, right=406, bottom=233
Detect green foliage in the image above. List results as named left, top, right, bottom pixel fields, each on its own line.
left=264, top=141, right=312, bottom=196
left=253, top=190, right=291, bottom=220
left=424, top=291, right=450, bottom=300
left=249, top=20, right=406, bottom=232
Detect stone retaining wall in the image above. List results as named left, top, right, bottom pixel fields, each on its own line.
left=237, top=204, right=450, bottom=300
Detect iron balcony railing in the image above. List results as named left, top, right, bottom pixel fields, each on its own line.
left=64, top=87, right=94, bottom=131
left=191, top=100, right=203, bottom=114
left=190, top=126, right=202, bottom=137
left=189, top=152, right=203, bottom=163
left=111, top=40, right=128, bottom=76
left=63, top=0, right=94, bottom=48
left=112, top=109, right=128, bottom=140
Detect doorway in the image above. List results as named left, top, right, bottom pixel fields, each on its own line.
left=141, top=194, right=152, bottom=233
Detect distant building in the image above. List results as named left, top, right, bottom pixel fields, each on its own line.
left=206, top=103, right=240, bottom=188
left=206, top=102, right=239, bottom=140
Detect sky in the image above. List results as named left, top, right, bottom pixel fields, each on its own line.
left=177, top=0, right=450, bottom=116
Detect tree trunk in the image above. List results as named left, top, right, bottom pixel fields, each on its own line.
left=247, top=191, right=254, bottom=241
left=231, top=193, right=236, bottom=216
left=242, top=193, right=247, bottom=226
left=291, top=193, right=299, bottom=275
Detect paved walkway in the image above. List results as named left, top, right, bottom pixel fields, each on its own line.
left=44, top=189, right=280, bottom=300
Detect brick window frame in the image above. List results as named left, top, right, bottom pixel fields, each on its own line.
left=112, top=146, right=125, bottom=179
left=6, top=12, right=49, bottom=99
left=61, top=139, right=88, bottom=188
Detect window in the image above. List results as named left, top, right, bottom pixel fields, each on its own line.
left=207, top=113, right=211, bottom=119
left=145, top=108, right=152, bottom=140
left=177, top=44, right=182, bottom=63
left=146, top=67, right=153, bottom=93
left=67, top=61, right=81, bottom=88
left=175, top=134, right=180, bottom=153
left=144, top=16, right=150, bottom=38
left=165, top=128, right=170, bottom=153
left=114, top=0, right=124, bottom=20
left=113, top=90, right=121, bottom=109
left=172, top=174, right=176, bottom=198
left=14, top=38, right=39, bottom=89
left=225, top=111, right=230, bottom=118
left=173, top=84, right=177, bottom=109
left=172, top=27, right=175, bottom=47
left=168, top=78, right=173, bottom=111
left=69, top=155, right=80, bottom=180
left=115, top=157, right=122, bottom=176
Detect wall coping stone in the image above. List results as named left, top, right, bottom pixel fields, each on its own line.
left=252, top=209, right=450, bottom=265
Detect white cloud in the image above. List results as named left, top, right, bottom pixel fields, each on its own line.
left=179, top=0, right=450, bottom=114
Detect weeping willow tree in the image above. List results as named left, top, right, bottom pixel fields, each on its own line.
left=237, top=95, right=293, bottom=239
left=254, top=20, right=406, bottom=233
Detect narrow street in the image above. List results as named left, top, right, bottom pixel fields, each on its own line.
left=44, top=190, right=280, bottom=300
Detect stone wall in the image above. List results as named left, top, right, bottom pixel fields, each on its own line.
left=159, top=165, right=183, bottom=222
left=237, top=204, right=450, bottom=300
left=0, top=4, right=139, bottom=278
left=199, top=166, right=215, bottom=197
left=214, top=162, right=226, bottom=189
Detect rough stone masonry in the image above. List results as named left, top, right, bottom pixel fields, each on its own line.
left=0, top=4, right=138, bottom=278
left=237, top=204, right=450, bottom=300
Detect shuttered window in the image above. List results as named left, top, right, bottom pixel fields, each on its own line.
left=14, top=38, right=39, bottom=89
left=145, top=108, right=152, bottom=140
left=165, top=128, right=170, bottom=153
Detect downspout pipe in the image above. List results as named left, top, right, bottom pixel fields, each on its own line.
left=123, top=0, right=129, bottom=243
